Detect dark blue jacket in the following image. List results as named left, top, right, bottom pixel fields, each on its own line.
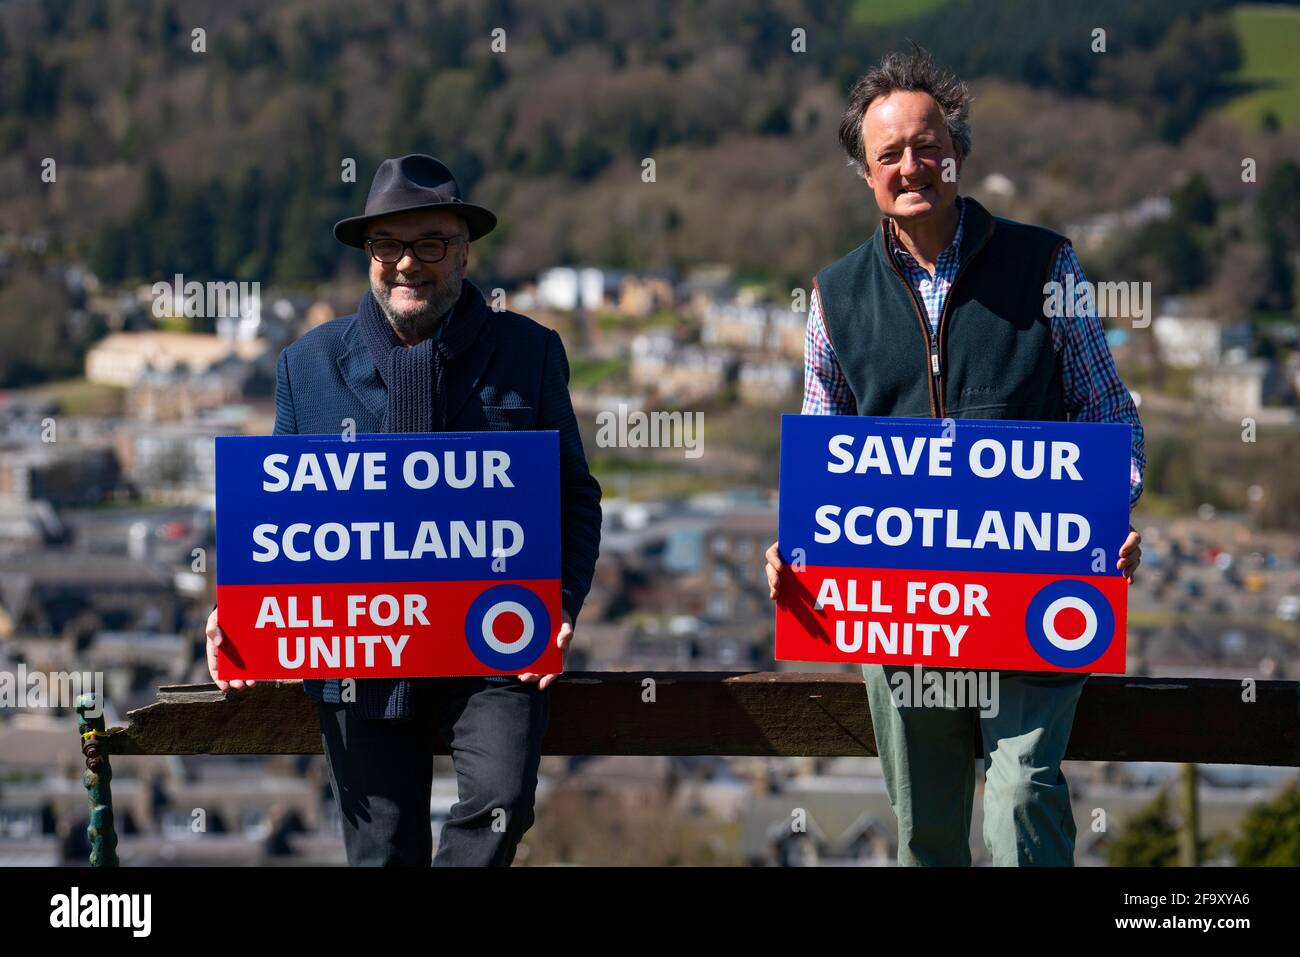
left=271, top=280, right=603, bottom=704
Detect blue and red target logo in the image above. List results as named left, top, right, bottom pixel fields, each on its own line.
left=465, top=584, right=551, bottom=671
left=1024, top=579, right=1115, bottom=668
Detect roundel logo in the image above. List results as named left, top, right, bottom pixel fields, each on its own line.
left=465, top=584, right=551, bottom=671
left=1024, top=579, right=1115, bottom=668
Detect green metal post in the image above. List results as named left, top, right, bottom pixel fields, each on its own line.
left=76, top=693, right=119, bottom=867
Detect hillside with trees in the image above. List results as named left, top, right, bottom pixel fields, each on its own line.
left=1, top=0, right=1294, bottom=285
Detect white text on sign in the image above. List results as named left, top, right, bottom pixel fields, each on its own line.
left=814, top=578, right=992, bottom=657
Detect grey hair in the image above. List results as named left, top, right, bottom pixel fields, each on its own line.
left=838, top=44, right=973, bottom=176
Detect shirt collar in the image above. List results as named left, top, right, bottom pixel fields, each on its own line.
left=886, top=195, right=966, bottom=266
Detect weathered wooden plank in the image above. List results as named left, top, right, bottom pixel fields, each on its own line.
left=104, top=673, right=1300, bottom=766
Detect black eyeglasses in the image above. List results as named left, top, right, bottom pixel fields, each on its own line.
left=365, top=236, right=467, bottom=264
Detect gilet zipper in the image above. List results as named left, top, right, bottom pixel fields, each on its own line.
left=882, top=216, right=994, bottom=418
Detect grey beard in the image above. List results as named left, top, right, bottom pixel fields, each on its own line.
left=372, top=275, right=462, bottom=343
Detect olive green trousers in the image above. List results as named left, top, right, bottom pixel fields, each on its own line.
left=864, top=664, right=1088, bottom=866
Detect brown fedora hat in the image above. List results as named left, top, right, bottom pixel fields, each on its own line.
left=333, top=154, right=497, bottom=248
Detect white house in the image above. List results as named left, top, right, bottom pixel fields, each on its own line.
left=1153, top=316, right=1222, bottom=369
left=536, top=267, right=620, bottom=311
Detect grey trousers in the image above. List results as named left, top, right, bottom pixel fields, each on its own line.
left=318, top=677, right=549, bottom=866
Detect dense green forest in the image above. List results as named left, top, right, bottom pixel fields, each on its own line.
left=0, top=0, right=1290, bottom=290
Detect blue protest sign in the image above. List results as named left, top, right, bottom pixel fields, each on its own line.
left=214, top=432, right=562, bottom=679
left=776, top=415, right=1131, bottom=672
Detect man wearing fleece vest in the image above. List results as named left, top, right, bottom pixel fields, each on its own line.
left=764, top=47, right=1145, bottom=866
left=204, top=154, right=602, bottom=866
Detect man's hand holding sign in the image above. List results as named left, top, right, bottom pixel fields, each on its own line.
left=210, top=432, right=565, bottom=685
left=772, top=415, right=1135, bottom=673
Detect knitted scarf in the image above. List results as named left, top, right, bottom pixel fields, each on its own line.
left=350, top=280, right=488, bottom=719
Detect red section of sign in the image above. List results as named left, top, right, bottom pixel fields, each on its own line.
left=216, top=579, right=563, bottom=679
left=1055, top=607, right=1087, bottom=641
left=775, top=565, right=1127, bottom=673
left=496, top=612, right=524, bottom=643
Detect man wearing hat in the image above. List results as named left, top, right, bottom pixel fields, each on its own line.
left=204, top=154, right=603, bottom=866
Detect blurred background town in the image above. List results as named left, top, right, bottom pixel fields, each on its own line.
left=1, top=0, right=1299, bottom=866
